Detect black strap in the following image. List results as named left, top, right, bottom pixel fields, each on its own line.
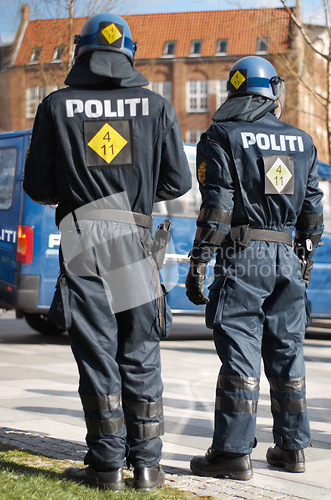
left=250, top=229, right=293, bottom=246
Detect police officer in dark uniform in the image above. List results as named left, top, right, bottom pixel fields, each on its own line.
left=24, top=13, right=191, bottom=491
left=185, top=56, right=323, bottom=480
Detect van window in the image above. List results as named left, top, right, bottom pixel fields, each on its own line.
left=0, top=148, right=17, bottom=210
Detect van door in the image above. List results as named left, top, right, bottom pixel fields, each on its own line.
left=0, top=133, right=25, bottom=308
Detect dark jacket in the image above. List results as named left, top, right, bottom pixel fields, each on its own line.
left=24, top=67, right=191, bottom=225
left=194, top=97, right=323, bottom=260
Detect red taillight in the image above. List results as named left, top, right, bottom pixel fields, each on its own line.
left=16, top=225, right=34, bottom=264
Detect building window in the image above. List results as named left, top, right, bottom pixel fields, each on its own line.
left=190, top=40, right=202, bottom=56
left=52, top=45, right=64, bottom=62
left=26, top=86, right=57, bottom=119
left=148, top=81, right=172, bottom=104
left=186, top=81, right=209, bottom=112
left=216, top=39, right=228, bottom=56
left=163, top=41, right=176, bottom=57
left=186, top=130, right=203, bottom=144
left=216, top=80, right=228, bottom=109
left=29, top=47, right=42, bottom=64
left=26, top=87, right=46, bottom=118
left=256, top=37, right=269, bottom=54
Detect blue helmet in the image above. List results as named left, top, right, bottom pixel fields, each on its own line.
left=227, top=56, right=285, bottom=116
left=73, top=13, right=136, bottom=63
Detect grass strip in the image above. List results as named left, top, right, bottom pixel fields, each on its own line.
left=0, top=444, right=212, bottom=500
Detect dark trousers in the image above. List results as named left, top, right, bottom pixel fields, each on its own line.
left=59, top=219, right=168, bottom=470
left=206, top=241, right=310, bottom=453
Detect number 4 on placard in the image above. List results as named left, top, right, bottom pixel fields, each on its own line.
left=102, top=131, right=114, bottom=155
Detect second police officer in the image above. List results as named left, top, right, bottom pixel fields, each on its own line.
left=24, top=14, right=191, bottom=491
left=185, top=56, right=323, bottom=479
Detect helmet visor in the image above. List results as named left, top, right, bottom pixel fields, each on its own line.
left=270, top=76, right=285, bottom=118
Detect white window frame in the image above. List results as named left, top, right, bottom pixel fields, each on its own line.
left=186, top=81, right=209, bottom=113
left=185, top=129, right=203, bottom=144
left=148, top=81, right=172, bottom=103
left=29, top=47, right=42, bottom=64
left=216, top=80, right=228, bottom=109
left=256, top=37, right=269, bottom=54
left=52, top=45, right=64, bottom=63
left=26, top=86, right=58, bottom=119
left=163, top=41, right=176, bottom=58
left=216, top=38, right=228, bottom=56
left=189, top=40, right=202, bottom=57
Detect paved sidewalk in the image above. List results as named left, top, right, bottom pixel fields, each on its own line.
left=0, top=311, right=331, bottom=499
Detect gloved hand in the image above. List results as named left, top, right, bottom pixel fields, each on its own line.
left=185, top=259, right=210, bottom=305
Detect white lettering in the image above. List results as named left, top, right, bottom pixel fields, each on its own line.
left=117, top=99, right=124, bottom=117
left=85, top=100, right=103, bottom=118
left=104, top=100, right=117, bottom=118
left=49, top=234, right=61, bottom=249
left=285, top=135, right=297, bottom=151
left=0, top=229, right=17, bottom=243
left=270, top=134, right=280, bottom=151
left=241, top=132, right=256, bottom=149
left=66, top=99, right=84, bottom=117
left=256, top=133, right=270, bottom=150
left=241, top=132, right=305, bottom=152
left=142, top=98, right=149, bottom=115
left=66, top=97, right=150, bottom=118
left=125, top=98, right=141, bottom=116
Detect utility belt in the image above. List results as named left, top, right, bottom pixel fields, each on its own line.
left=77, top=208, right=154, bottom=231
left=226, top=225, right=293, bottom=248
left=71, top=208, right=171, bottom=270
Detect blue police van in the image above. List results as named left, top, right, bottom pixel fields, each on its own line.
left=0, top=129, right=61, bottom=334
left=305, top=161, right=331, bottom=318
left=0, top=131, right=330, bottom=334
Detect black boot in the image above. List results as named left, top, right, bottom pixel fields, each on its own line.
left=190, top=447, right=253, bottom=481
left=64, top=465, right=125, bottom=490
left=133, top=464, right=165, bottom=491
left=266, top=445, right=305, bottom=473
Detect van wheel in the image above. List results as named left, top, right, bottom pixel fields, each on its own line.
left=24, top=313, right=65, bottom=335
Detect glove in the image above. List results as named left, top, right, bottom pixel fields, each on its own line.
left=185, top=259, right=210, bottom=305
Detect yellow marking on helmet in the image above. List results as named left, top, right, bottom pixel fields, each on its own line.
left=88, top=123, right=127, bottom=164
left=230, top=70, right=246, bottom=90
left=101, top=23, right=122, bottom=45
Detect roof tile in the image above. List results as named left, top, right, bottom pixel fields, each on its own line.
left=14, top=8, right=291, bottom=66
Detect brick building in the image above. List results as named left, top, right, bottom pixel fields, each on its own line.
left=0, top=4, right=328, bottom=161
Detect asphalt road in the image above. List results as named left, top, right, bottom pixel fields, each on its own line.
left=0, top=310, right=331, bottom=499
